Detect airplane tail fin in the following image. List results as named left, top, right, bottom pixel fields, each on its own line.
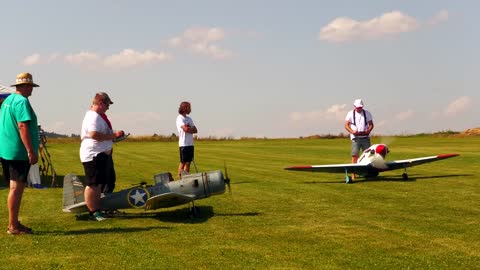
left=62, top=174, right=85, bottom=208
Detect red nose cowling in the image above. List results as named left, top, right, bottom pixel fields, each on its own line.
left=375, top=144, right=388, bottom=158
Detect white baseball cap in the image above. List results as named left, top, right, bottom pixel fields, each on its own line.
left=353, top=99, right=364, bottom=108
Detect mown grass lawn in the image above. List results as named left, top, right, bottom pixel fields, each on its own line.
left=0, top=136, right=479, bottom=269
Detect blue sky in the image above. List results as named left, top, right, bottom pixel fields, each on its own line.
left=0, top=1, right=477, bottom=138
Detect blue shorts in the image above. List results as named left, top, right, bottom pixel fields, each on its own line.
left=0, top=158, right=31, bottom=183
left=351, top=137, right=371, bottom=157
left=179, top=146, right=194, bottom=163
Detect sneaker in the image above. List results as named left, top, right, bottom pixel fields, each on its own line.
left=32, top=183, right=47, bottom=189
left=90, top=211, right=108, bottom=221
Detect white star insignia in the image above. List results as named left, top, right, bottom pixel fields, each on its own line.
left=130, top=189, right=146, bottom=206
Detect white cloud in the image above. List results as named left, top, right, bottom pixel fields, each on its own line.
left=103, top=49, right=170, bottom=69
left=289, top=104, right=347, bottom=121
left=31, top=49, right=171, bottom=70
left=319, top=11, right=419, bottom=43
left=65, top=49, right=171, bottom=69
left=428, top=10, right=449, bottom=26
left=23, top=53, right=41, bottom=66
left=395, top=109, right=414, bottom=121
left=46, top=53, right=60, bottom=63
left=23, top=53, right=61, bottom=66
left=65, top=51, right=101, bottom=66
left=168, top=26, right=232, bottom=59
left=444, top=96, right=473, bottom=116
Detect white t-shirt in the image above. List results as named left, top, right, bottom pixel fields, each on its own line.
left=176, top=114, right=195, bottom=147
left=80, top=110, right=113, bottom=162
left=345, top=109, right=373, bottom=140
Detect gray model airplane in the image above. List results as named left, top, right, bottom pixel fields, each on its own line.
left=285, top=144, right=459, bottom=183
left=62, top=170, right=230, bottom=215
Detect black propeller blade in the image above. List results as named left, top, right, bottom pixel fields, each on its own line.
left=224, top=161, right=231, bottom=193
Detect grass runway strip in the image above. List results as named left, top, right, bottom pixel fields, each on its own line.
left=0, top=136, right=479, bottom=269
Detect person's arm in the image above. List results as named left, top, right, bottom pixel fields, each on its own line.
left=88, top=130, right=124, bottom=141
left=18, top=122, right=38, bottom=164
left=344, top=120, right=355, bottom=134
left=181, top=119, right=198, bottom=134
left=181, top=125, right=197, bottom=134
left=366, top=120, right=374, bottom=135
left=188, top=125, right=198, bottom=134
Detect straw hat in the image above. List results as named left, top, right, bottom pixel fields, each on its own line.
left=11, top=72, right=40, bottom=87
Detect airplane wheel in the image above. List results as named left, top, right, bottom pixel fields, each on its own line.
left=402, top=173, right=408, bottom=180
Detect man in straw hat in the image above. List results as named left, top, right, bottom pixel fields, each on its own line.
left=344, top=98, right=374, bottom=182
left=80, top=92, right=125, bottom=221
left=0, top=73, right=40, bottom=234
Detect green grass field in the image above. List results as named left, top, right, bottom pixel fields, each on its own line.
left=1, top=136, right=479, bottom=269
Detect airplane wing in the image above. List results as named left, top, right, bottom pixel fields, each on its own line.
left=144, top=192, right=196, bottom=210
left=285, top=163, right=371, bottom=175
left=384, top=153, right=459, bottom=171
left=63, top=201, right=89, bottom=213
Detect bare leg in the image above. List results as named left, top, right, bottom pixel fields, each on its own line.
left=178, top=163, right=185, bottom=178
left=8, top=180, right=26, bottom=229
left=351, top=156, right=359, bottom=180
left=84, top=185, right=101, bottom=212
left=178, top=162, right=191, bottom=178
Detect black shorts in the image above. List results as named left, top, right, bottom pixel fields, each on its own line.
left=82, top=153, right=111, bottom=187
left=179, top=146, right=194, bottom=163
left=0, top=158, right=31, bottom=183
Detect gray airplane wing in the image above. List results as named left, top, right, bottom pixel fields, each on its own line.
left=144, top=192, right=196, bottom=210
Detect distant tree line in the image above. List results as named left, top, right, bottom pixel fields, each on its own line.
left=44, top=131, right=70, bottom=139
left=43, top=129, right=464, bottom=143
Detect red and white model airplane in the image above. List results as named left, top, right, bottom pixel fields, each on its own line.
left=285, top=144, right=459, bottom=183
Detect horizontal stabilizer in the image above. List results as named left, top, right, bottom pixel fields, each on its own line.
left=63, top=201, right=88, bottom=213
left=145, top=192, right=195, bottom=210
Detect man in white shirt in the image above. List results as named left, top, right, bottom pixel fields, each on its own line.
left=176, top=101, right=197, bottom=179
left=80, top=92, right=124, bottom=221
left=344, top=99, right=374, bottom=179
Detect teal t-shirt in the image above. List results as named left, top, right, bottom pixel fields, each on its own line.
left=0, top=93, right=39, bottom=160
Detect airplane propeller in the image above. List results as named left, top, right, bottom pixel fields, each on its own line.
left=224, top=161, right=232, bottom=193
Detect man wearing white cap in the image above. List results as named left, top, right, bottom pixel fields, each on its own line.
left=344, top=99, right=374, bottom=179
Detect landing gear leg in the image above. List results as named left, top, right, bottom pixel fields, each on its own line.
left=402, top=168, right=408, bottom=180
left=345, top=169, right=352, bottom=184
left=188, top=201, right=199, bottom=218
